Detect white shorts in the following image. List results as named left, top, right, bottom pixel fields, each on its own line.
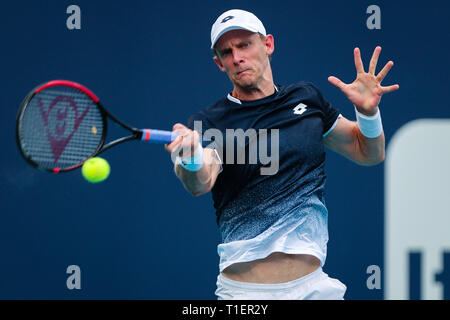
left=215, top=267, right=346, bottom=300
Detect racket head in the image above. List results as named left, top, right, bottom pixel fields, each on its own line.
left=16, top=80, right=107, bottom=172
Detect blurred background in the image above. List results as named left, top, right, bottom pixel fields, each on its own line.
left=0, top=0, right=449, bottom=299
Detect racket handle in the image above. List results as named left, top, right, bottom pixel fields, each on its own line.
left=140, top=129, right=179, bottom=143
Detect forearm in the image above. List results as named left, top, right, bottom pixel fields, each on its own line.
left=175, top=162, right=213, bottom=196
left=354, top=127, right=385, bottom=166
left=165, top=124, right=221, bottom=196
left=354, top=106, right=385, bottom=165
left=174, top=146, right=222, bottom=196
left=324, top=113, right=385, bottom=166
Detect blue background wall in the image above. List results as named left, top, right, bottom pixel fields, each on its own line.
left=0, top=0, right=448, bottom=299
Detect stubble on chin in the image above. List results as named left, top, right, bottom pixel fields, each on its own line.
left=231, top=73, right=260, bottom=92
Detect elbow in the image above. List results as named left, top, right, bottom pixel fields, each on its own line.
left=190, top=190, right=206, bottom=197
left=367, top=157, right=385, bottom=166
left=186, top=187, right=205, bottom=197
left=190, top=190, right=210, bottom=197
left=188, top=184, right=212, bottom=197
left=360, top=151, right=385, bottom=166
left=355, top=136, right=385, bottom=166
left=374, top=149, right=386, bottom=165
left=177, top=166, right=213, bottom=197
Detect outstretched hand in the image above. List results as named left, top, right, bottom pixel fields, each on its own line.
left=328, top=46, right=399, bottom=116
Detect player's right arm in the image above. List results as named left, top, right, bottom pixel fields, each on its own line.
left=165, top=123, right=221, bottom=196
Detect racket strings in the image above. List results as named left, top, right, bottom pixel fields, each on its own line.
left=19, top=85, right=104, bottom=170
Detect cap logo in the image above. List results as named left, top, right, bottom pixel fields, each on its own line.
left=221, top=16, right=234, bottom=23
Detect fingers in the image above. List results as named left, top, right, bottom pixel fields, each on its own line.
left=165, top=124, right=186, bottom=151
left=381, top=84, right=400, bottom=93
left=354, top=47, right=365, bottom=74
left=172, top=123, right=188, bottom=133
left=328, top=76, right=346, bottom=90
left=369, top=46, right=381, bottom=75
left=376, top=60, right=394, bottom=82
left=165, top=124, right=200, bottom=159
left=164, top=134, right=183, bottom=153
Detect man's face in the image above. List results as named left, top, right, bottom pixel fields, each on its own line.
left=213, top=29, right=274, bottom=90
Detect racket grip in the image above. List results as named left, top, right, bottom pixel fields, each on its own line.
left=141, top=129, right=178, bottom=143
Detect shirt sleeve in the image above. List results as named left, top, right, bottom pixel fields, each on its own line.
left=306, top=83, right=341, bottom=135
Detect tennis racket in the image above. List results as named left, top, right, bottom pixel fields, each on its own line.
left=16, top=80, right=178, bottom=173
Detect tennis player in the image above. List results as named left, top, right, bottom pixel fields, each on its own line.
left=165, top=9, right=399, bottom=299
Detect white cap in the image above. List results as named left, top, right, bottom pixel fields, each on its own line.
left=210, top=9, right=266, bottom=49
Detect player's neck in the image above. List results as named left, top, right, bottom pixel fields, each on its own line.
left=231, top=80, right=275, bottom=101
left=231, top=67, right=275, bottom=101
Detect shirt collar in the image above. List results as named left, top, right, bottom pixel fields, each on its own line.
left=227, top=85, right=278, bottom=105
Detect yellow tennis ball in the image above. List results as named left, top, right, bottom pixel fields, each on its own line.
left=81, top=157, right=110, bottom=183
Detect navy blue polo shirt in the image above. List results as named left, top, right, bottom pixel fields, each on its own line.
left=187, top=81, right=340, bottom=244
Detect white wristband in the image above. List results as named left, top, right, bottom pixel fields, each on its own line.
left=354, top=106, right=383, bottom=138
left=176, top=142, right=204, bottom=172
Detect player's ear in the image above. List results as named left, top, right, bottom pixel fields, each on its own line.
left=213, top=56, right=226, bottom=72
left=265, top=34, right=275, bottom=56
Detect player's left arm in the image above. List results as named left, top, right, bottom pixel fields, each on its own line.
left=324, top=46, right=399, bottom=166
left=323, top=115, right=385, bottom=166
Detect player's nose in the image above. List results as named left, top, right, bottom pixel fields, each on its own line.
left=232, top=48, right=244, bottom=65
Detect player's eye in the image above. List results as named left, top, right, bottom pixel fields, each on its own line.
left=220, top=49, right=232, bottom=57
